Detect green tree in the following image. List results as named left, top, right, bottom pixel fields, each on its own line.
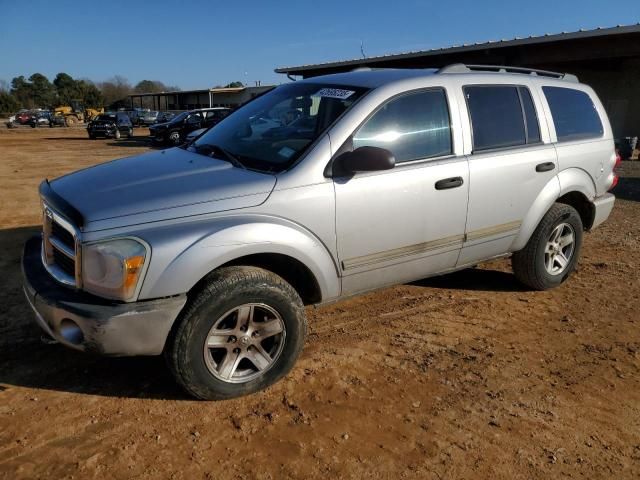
left=10, top=75, right=32, bottom=107
left=134, top=79, right=166, bottom=93
left=53, top=72, right=81, bottom=105
left=28, top=73, right=56, bottom=107
left=0, top=91, right=20, bottom=113
left=225, top=81, right=244, bottom=88
left=77, top=80, right=103, bottom=108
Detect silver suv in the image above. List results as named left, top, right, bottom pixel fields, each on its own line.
left=23, top=64, right=617, bottom=399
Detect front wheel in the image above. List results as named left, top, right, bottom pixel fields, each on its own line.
left=114, top=129, right=121, bottom=139
left=168, top=131, right=181, bottom=145
left=166, top=266, right=307, bottom=400
left=512, top=203, right=583, bottom=290
left=127, top=128, right=133, bottom=138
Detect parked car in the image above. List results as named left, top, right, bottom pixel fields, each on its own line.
left=155, top=111, right=178, bottom=124
left=26, top=111, right=53, bottom=128
left=23, top=65, right=617, bottom=400
left=137, top=110, right=159, bottom=126
left=87, top=112, right=133, bottom=139
left=6, top=109, right=45, bottom=128
left=48, top=112, right=67, bottom=128
left=149, top=107, right=230, bottom=145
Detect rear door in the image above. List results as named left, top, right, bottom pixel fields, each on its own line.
left=457, top=83, right=559, bottom=265
left=334, top=88, right=470, bottom=295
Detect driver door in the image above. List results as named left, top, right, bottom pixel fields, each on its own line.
left=334, top=88, right=469, bottom=296
left=185, top=112, right=203, bottom=134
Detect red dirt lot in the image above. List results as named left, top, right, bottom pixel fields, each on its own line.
left=0, top=127, right=639, bottom=479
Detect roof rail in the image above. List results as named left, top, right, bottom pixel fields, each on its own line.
left=437, top=63, right=579, bottom=82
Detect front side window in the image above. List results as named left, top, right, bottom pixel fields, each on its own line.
left=353, top=89, right=452, bottom=163
left=192, top=83, right=368, bottom=172
left=542, top=86, right=603, bottom=141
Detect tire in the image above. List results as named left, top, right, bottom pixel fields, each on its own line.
left=88, top=133, right=95, bottom=139
left=127, top=128, right=133, bottom=138
left=166, top=266, right=307, bottom=400
left=65, top=116, right=76, bottom=127
left=512, top=203, right=583, bottom=290
left=114, top=129, right=121, bottom=140
left=168, top=131, right=181, bottom=145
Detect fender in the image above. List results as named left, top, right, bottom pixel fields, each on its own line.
left=556, top=167, right=597, bottom=200
left=137, top=214, right=341, bottom=301
left=511, top=168, right=597, bottom=251
left=511, top=175, right=561, bottom=251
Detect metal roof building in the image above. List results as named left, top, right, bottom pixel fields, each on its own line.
left=276, top=24, right=640, bottom=138
left=128, top=85, right=274, bottom=111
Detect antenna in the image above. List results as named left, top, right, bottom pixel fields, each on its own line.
left=360, top=40, right=366, bottom=59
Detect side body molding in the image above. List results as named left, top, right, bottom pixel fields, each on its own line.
left=137, top=215, right=341, bottom=302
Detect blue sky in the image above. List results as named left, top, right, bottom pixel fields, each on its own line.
left=1, top=0, right=637, bottom=89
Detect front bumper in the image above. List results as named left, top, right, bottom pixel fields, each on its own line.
left=590, top=193, right=615, bottom=230
left=22, top=236, right=187, bottom=356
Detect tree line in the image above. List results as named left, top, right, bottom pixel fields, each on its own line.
left=0, top=73, right=182, bottom=113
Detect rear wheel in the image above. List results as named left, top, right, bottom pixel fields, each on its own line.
left=127, top=128, right=133, bottom=138
left=114, top=129, right=121, bottom=140
left=166, top=266, right=307, bottom=400
left=512, top=203, right=583, bottom=290
left=65, top=116, right=76, bottom=127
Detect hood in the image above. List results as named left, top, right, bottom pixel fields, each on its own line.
left=49, top=148, right=276, bottom=229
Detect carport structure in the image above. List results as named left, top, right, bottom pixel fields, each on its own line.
left=128, top=85, right=274, bottom=112
left=276, top=24, right=640, bottom=138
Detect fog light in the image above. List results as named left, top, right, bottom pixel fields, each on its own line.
left=60, top=319, right=84, bottom=345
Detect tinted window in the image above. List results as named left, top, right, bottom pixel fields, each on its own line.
left=519, top=87, right=541, bottom=143
left=353, top=89, right=452, bottom=163
left=465, top=86, right=525, bottom=151
left=543, top=86, right=603, bottom=141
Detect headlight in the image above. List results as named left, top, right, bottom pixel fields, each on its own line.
left=82, top=238, right=149, bottom=301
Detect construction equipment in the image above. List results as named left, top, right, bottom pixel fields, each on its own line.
left=85, top=107, right=104, bottom=122
left=54, top=100, right=84, bottom=126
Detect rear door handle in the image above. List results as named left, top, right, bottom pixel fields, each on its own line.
left=435, top=176, right=464, bottom=190
left=536, top=162, right=556, bottom=172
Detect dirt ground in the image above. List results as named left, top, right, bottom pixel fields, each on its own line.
left=0, top=126, right=639, bottom=479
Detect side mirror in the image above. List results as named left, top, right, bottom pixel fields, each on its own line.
left=334, top=146, right=395, bottom=176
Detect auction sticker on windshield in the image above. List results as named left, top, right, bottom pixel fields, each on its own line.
left=313, top=88, right=355, bottom=100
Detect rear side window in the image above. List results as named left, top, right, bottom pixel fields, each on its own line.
left=542, top=86, right=603, bottom=141
left=465, top=85, right=543, bottom=151
left=353, top=89, right=452, bottom=163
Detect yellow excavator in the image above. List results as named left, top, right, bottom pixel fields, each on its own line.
left=54, top=100, right=104, bottom=126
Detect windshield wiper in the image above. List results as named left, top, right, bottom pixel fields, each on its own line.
left=192, top=143, right=246, bottom=170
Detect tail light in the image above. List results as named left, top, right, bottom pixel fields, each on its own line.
left=609, top=151, right=622, bottom=190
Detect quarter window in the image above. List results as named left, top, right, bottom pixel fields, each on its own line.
left=353, top=89, right=452, bottom=163
left=542, top=86, right=603, bottom=141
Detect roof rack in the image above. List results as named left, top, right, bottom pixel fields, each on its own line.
left=437, top=63, right=579, bottom=82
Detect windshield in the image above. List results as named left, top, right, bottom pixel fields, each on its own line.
left=168, top=111, right=188, bottom=123
left=96, top=114, right=116, bottom=122
left=191, top=83, right=368, bottom=172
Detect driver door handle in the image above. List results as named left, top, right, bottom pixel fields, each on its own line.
left=536, top=162, right=556, bottom=172
left=435, top=176, right=464, bottom=190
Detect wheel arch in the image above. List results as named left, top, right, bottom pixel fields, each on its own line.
left=512, top=168, right=598, bottom=251
left=138, top=217, right=340, bottom=304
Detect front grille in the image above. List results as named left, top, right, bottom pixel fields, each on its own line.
left=51, top=220, right=75, bottom=250
left=52, top=247, right=76, bottom=277
left=42, top=205, right=79, bottom=286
